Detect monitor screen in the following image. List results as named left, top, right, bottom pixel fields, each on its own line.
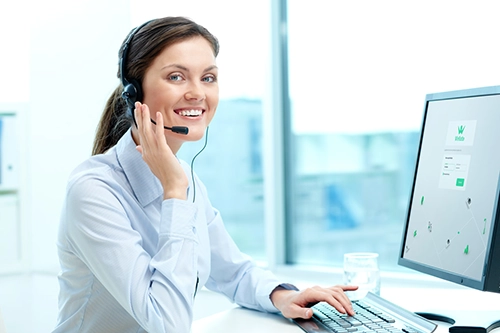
left=398, top=85, right=500, bottom=293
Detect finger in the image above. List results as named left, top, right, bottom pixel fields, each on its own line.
left=313, top=287, right=354, bottom=316
left=155, top=111, right=167, bottom=146
left=134, top=102, right=142, bottom=131
left=135, top=102, right=148, bottom=140
left=327, top=285, right=357, bottom=303
left=328, top=288, right=355, bottom=316
left=325, top=296, right=348, bottom=315
left=329, top=286, right=354, bottom=305
left=139, top=103, right=155, bottom=151
left=140, top=103, right=152, bottom=134
left=338, top=285, right=359, bottom=315
left=134, top=103, right=148, bottom=151
left=283, top=303, right=314, bottom=319
left=340, top=285, right=359, bottom=291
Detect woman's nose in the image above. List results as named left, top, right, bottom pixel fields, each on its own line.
left=184, top=81, right=205, bottom=101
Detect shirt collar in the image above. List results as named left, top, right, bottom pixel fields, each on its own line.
left=115, top=129, right=163, bottom=207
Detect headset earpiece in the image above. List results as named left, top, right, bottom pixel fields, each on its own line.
left=130, top=78, right=143, bottom=103
left=122, top=79, right=143, bottom=111
left=119, top=21, right=152, bottom=120
left=122, top=82, right=137, bottom=109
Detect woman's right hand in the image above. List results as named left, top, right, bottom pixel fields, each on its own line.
left=134, top=102, right=189, bottom=200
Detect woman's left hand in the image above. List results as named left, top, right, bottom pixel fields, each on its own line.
left=270, top=285, right=358, bottom=319
left=134, top=102, right=189, bottom=200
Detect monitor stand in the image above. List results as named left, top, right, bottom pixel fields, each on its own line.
left=416, top=312, right=500, bottom=333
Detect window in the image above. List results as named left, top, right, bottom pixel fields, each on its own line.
left=284, top=1, right=500, bottom=270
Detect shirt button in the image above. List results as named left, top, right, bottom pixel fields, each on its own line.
left=192, top=226, right=197, bottom=234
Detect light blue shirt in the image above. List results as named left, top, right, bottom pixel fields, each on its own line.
left=54, top=129, right=282, bottom=333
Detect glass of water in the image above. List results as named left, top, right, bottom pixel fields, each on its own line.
left=343, top=252, right=381, bottom=300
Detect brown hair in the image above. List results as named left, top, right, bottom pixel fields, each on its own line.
left=92, top=16, right=219, bottom=155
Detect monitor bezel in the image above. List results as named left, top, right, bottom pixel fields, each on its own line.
left=397, top=85, right=500, bottom=293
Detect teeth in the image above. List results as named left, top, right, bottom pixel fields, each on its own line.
left=178, top=109, right=202, bottom=117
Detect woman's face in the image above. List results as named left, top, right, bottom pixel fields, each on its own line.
left=141, top=36, right=219, bottom=153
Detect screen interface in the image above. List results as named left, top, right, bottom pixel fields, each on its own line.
left=402, top=93, right=500, bottom=281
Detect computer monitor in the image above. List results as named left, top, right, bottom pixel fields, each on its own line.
left=398, top=85, right=500, bottom=330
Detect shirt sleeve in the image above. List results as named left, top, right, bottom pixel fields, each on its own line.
left=203, top=208, right=282, bottom=313
left=64, top=175, right=198, bottom=333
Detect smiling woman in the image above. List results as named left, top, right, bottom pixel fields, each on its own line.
left=53, top=16, right=358, bottom=333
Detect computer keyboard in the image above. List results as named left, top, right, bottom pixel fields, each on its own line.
left=292, top=292, right=437, bottom=333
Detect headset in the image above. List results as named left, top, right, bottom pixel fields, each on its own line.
left=119, top=20, right=189, bottom=135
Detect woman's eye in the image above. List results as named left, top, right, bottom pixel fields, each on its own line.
left=169, top=74, right=182, bottom=81
left=202, top=75, right=216, bottom=83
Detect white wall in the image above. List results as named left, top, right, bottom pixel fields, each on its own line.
left=0, top=2, right=30, bottom=103
left=27, top=0, right=131, bottom=272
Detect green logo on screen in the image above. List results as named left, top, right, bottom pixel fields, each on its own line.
left=455, top=125, right=466, bottom=141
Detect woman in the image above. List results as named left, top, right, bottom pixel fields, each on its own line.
left=54, top=16, right=356, bottom=333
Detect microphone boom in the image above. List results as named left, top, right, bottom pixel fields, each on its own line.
left=150, top=119, right=189, bottom=135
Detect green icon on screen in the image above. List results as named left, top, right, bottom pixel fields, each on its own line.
left=456, top=178, right=465, bottom=187
left=455, top=125, right=466, bottom=142
left=464, top=245, right=469, bottom=254
left=421, top=196, right=424, bottom=205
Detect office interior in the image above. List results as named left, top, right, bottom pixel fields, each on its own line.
left=1, top=1, right=500, bottom=332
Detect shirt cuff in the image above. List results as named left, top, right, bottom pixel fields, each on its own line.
left=271, top=283, right=299, bottom=293
left=269, top=283, right=300, bottom=304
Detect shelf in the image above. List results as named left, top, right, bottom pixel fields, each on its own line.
left=0, top=105, right=25, bottom=275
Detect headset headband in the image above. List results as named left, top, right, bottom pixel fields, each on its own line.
left=119, top=20, right=153, bottom=87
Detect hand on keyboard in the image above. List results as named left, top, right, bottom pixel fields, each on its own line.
left=270, top=285, right=359, bottom=319
left=292, top=293, right=437, bottom=333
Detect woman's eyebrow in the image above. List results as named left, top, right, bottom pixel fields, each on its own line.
left=161, top=64, right=218, bottom=72
left=204, top=65, right=218, bottom=72
left=161, top=64, right=189, bottom=71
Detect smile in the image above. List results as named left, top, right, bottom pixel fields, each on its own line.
left=175, top=109, right=204, bottom=117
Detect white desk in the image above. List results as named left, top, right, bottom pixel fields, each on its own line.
left=192, top=286, right=500, bottom=333
left=193, top=307, right=297, bottom=332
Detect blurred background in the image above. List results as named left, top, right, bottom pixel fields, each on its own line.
left=1, top=0, right=500, bottom=332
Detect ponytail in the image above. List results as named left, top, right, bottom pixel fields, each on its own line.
left=92, top=86, right=132, bottom=155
